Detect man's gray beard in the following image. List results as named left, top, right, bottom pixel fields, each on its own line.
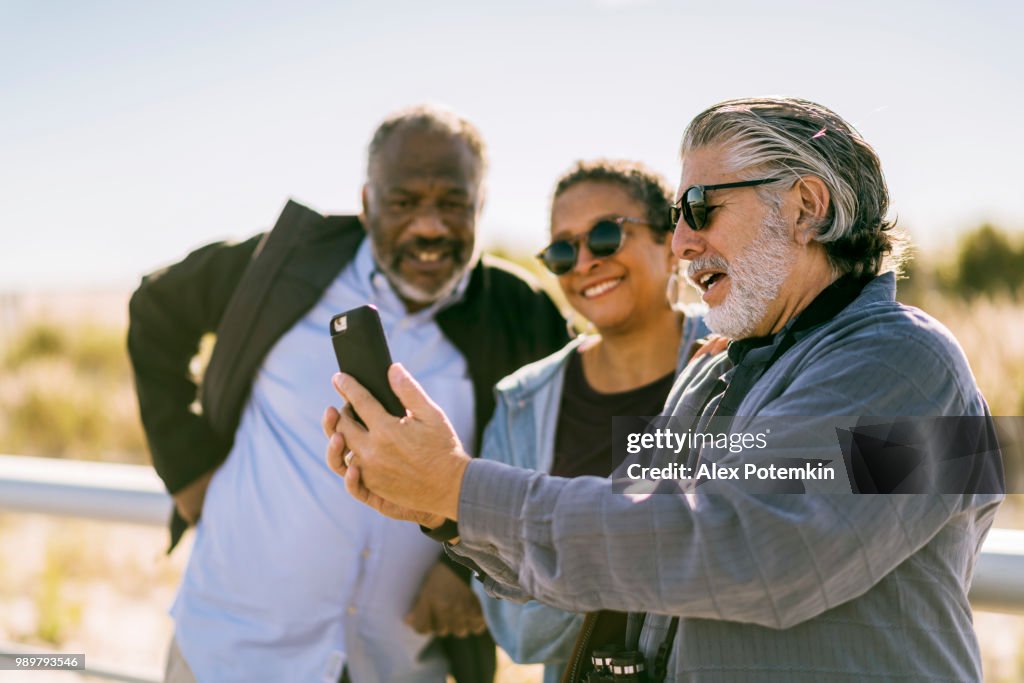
left=383, top=263, right=462, bottom=305
left=371, top=242, right=476, bottom=306
left=698, top=209, right=795, bottom=339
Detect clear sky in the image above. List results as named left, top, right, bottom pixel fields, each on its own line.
left=2, top=0, right=1022, bottom=288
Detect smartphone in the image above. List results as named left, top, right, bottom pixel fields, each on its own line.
left=329, top=305, right=406, bottom=423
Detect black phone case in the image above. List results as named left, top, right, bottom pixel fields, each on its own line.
left=329, top=305, right=406, bottom=420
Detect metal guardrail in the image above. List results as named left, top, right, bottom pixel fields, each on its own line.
left=0, top=454, right=172, bottom=526
left=0, top=453, right=1023, bottom=681
left=2, top=454, right=1024, bottom=613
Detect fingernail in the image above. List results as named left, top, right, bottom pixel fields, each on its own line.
left=333, top=372, right=345, bottom=391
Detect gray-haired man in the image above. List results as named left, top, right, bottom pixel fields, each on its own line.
left=325, top=97, right=1002, bottom=682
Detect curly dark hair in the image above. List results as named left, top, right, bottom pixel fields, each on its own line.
left=553, top=159, right=674, bottom=242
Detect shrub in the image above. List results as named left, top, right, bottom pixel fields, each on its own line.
left=949, top=224, right=1024, bottom=299
left=3, top=323, right=66, bottom=367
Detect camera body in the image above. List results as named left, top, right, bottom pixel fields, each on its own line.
left=584, top=647, right=646, bottom=683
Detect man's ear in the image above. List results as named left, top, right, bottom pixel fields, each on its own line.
left=475, top=183, right=487, bottom=218
left=793, top=175, right=830, bottom=245
left=360, top=184, right=370, bottom=222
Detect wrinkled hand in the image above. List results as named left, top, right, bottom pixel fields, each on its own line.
left=324, top=364, right=470, bottom=521
left=323, top=404, right=446, bottom=528
left=406, top=561, right=487, bottom=637
left=172, top=469, right=215, bottom=525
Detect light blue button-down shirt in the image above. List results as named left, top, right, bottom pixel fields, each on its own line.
left=171, top=239, right=476, bottom=683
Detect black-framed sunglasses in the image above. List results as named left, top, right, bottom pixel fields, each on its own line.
left=670, top=177, right=783, bottom=231
left=536, top=216, right=648, bottom=275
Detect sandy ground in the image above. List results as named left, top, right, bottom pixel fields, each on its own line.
left=1, top=511, right=1022, bottom=682
left=0, top=514, right=185, bottom=682
left=0, top=513, right=548, bottom=683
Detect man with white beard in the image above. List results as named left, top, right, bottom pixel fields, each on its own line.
left=323, top=97, right=1003, bottom=682
left=685, top=205, right=793, bottom=339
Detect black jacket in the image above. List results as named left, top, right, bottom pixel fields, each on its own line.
left=129, top=199, right=568, bottom=541
left=127, top=200, right=569, bottom=682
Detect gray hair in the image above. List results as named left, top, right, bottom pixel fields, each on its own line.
left=366, top=104, right=488, bottom=179
left=680, top=97, right=907, bottom=277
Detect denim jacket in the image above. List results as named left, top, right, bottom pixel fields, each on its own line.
left=472, top=313, right=708, bottom=683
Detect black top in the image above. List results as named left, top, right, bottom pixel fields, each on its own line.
left=551, top=348, right=676, bottom=479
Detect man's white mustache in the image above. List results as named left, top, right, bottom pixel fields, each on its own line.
left=686, top=256, right=730, bottom=284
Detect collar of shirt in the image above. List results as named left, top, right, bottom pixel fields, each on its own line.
left=349, top=238, right=474, bottom=322
left=726, top=273, right=872, bottom=368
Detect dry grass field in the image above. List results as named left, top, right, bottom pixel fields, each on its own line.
left=1, top=267, right=1023, bottom=681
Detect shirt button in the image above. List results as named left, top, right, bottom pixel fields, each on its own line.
left=361, top=549, right=371, bottom=559
left=347, top=606, right=358, bottom=615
